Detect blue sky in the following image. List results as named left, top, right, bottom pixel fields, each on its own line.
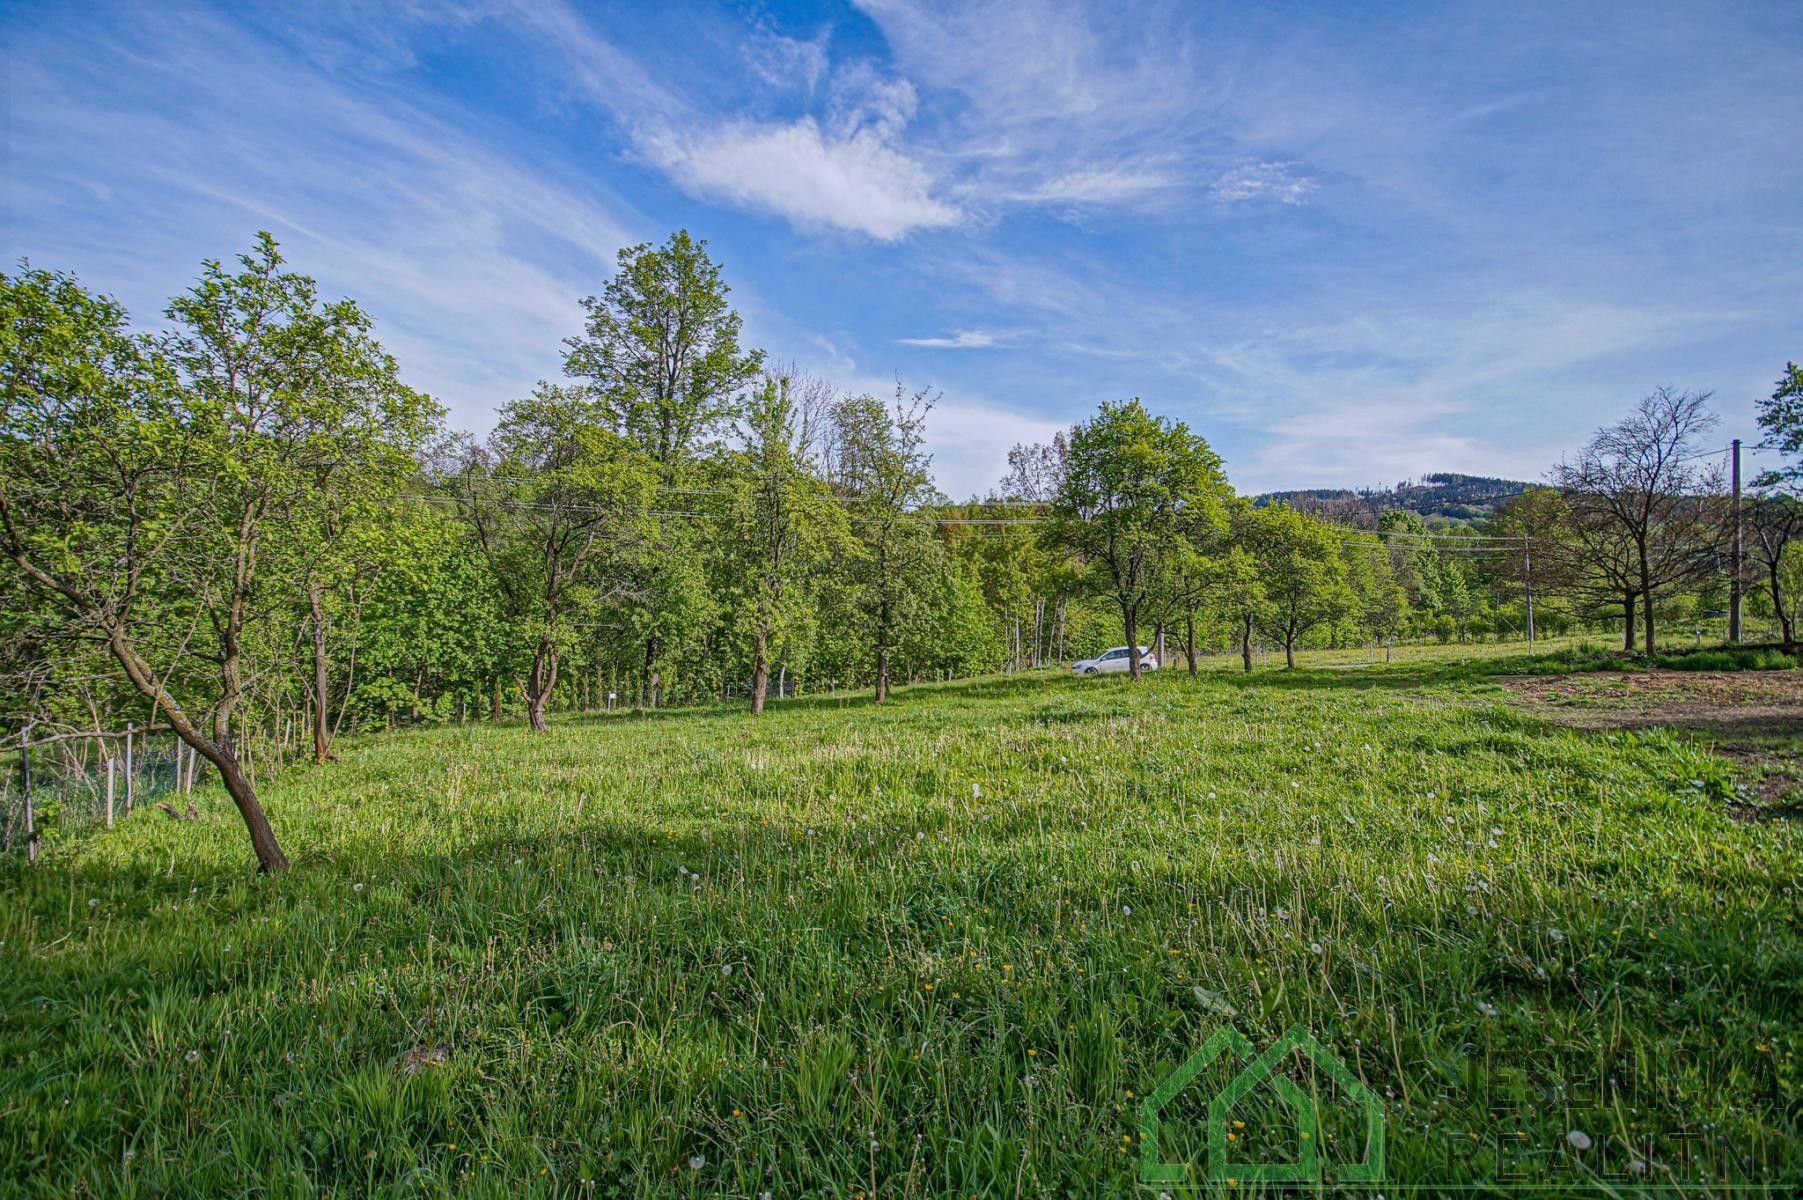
left=5, top=0, right=1801, bottom=497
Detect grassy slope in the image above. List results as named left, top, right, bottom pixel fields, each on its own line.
left=2, top=650, right=1799, bottom=1197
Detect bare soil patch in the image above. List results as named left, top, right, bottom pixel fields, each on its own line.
left=1496, top=669, right=1802, bottom=816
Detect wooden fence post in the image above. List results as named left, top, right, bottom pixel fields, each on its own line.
left=105, top=755, right=116, bottom=828
left=20, top=729, right=34, bottom=865
left=124, top=722, right=134, bottom=815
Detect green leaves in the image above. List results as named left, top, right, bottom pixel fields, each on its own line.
left=563, top=230, right=763, bottom=467
left=1754, top=360, right=1803, bottom=493
left=1045, top=400, right=1232, bottom=673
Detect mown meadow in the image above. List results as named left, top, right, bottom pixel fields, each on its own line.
left=2, top=646, right=1799, bottom=1197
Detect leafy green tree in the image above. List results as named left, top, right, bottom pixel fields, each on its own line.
left=1243, top=504, right=1353, bottom=668
left=826, top=387, right=941, bottom=702
left=348, top=507, right=507, bottom=727
left=564, top=229, right=763, bottom=465
left=563, top=230, right=762, bottom=705
left=2, top=237, right=432, bottom=871
left=900, top=558, right=999, bottom=679
left=1219, top=502, right=1270, bottom=672
left=456, top=385, right=656, bottom=732
left=1755, top=360, right=1803, bottom=494
left=158, top=234, right=439, bottom=758
left=1341, top=539, right=1408, bottom=650
left=724, top=373, right=848, bottom=713
left=1046, top=399, right=1230, bottom=679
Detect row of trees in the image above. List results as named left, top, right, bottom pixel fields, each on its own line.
left=5, top=230, right=1799, bottom=869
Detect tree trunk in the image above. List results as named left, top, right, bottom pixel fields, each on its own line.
left=104, top=623, right=287, bottom=871
left=1125, top=606, right=1141, bottom=680
left=308, top=579, right=331, bottom=765
left=751, top=628, right=769, bottom=715
left=1638, top=546, right=1656, bottom=655
left=1622, top=590, right=1636, bottom=652
left=1767, top=559, right=1794, bottom=647
left=1185, top=614, right=1198, bottom=676
left=1153, top=622, right=1166, bottom=669
left=1284, top=615, right=1297, bottom=669
left=875, top=601, right=891, bottom=703
left=638, top=634, right=659, bottom=709
left=1241, top=613, right=1254, bottom=673
left=526, top=642, right=557, bottom=733
left=491, top=676, right=501, bottom=721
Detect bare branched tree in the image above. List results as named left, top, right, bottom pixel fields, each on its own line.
left=1551, top=388, right=1724, bottom=654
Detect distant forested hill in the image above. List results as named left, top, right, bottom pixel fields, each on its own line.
left=1253, top=472, right=1537, bottom=525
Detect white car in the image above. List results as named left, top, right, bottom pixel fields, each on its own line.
left=1072, top=646, right=1158, bottom=674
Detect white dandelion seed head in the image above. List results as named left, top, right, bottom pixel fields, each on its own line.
left=1567, top=1130, right=1592, bottom=1151
left=1122, top=904, right=1132, bottom=916
left=688, top=1154, right=705, bottom=1171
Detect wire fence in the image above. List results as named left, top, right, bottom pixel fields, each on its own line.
left=0, top=727, right=198, bottom=865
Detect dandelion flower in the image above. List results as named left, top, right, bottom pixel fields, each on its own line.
left=688, top=1154, right=706, bottom=1171
left=1566, top=1130, right=1592, bottom=1151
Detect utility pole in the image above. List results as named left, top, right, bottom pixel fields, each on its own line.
left=1729, top=438, right=1743, bottom=644
left=1523, top=535, right=1535, bottom=646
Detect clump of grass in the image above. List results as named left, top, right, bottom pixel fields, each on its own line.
left=1, top=645, right=1799, bottom=1196
left=1654, top=646, right=1799, bottom=672
left=1501, top=643, right=1637, bottom=676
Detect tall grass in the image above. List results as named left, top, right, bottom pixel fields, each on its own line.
left=2, top=651, right=1798, bottom=1196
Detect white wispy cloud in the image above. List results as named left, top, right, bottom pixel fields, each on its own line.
left=640, top=116, right=959, bottom=241
left=921, top=400, right=1067, bottom=499
left=897, top=329, right=1005, bottom=349
left=1210, top=161, right=1317, bottom=206
left=744, top=26, right=833, bottom=94
left=4, top=6, right=641, bottom=432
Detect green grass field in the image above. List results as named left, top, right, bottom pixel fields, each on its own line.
left=3, top=646, right=1800, bottom=1197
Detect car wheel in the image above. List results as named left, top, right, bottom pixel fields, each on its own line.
left=1083, top=667, right=1098, bottom=675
